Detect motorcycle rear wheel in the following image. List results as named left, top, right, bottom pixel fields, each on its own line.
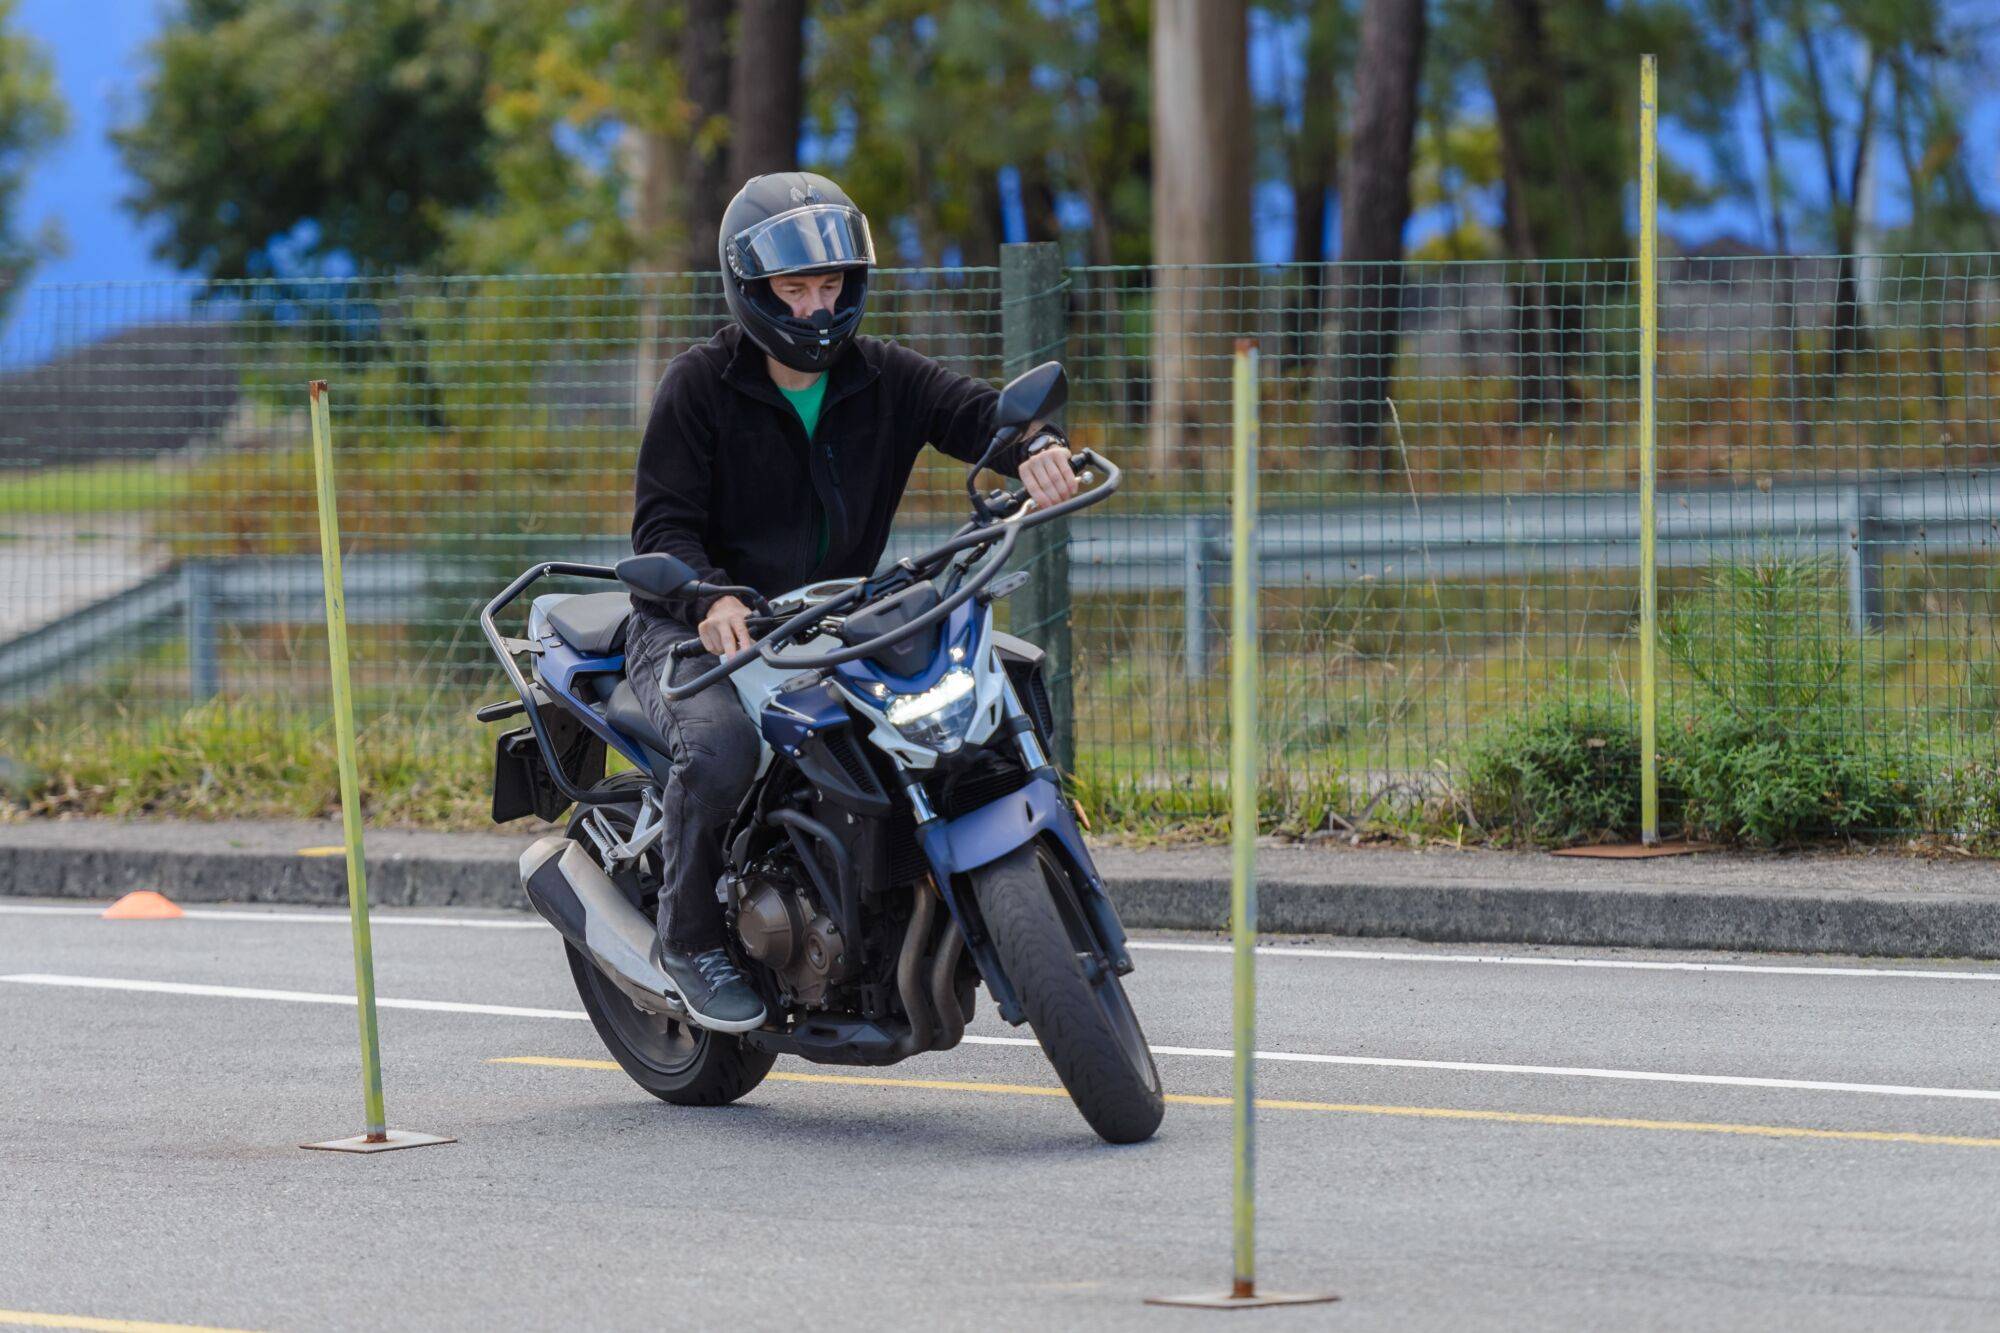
left=565, top=940, right=774, bottom=1106
left=970, top=841, right=1164, bottom=1144
left=560, top=792, right=773, bottom=1107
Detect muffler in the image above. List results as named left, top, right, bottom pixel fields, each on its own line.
left=519, top=835, right=685, bottom=1018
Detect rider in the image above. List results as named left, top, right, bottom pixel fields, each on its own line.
left=627, top=172, right=1079, bottom=1032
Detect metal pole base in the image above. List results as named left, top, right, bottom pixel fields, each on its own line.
left=1146, top=1287, right=1340, bottom=1311
left=302, top=1130, right=456, bottom=1154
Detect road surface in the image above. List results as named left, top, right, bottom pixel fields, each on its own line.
left=4, top=899, right=2000, bottom=1330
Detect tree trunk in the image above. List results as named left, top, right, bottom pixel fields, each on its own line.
left=1324, top=0, right=1424, bottom=474
left=628, top=0, right=677, bottom=420
left=728, top=0, right=804, bottom=185
left=1149, top=0, right=1251, bottom=474
left=1794, top=18, right=1875, bottom=386
left=1739, top=0, right=1807, bottom=449
left=679, top=0, right=735, bottom=271
left=1286, top=3, right=1342, bottom=368
left=1484, top=0, right=1619, bottom=425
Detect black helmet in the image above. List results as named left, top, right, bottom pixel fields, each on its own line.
left=719, top=172, right=876, bottom=374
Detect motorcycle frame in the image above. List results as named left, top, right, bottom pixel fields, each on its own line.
left=480, top=450, right=1130, bottom=1032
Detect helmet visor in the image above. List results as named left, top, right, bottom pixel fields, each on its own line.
left=726, top=204, right=876, bottom=281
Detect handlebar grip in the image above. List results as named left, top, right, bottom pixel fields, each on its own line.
left=669, top=637, right=707, bottom=660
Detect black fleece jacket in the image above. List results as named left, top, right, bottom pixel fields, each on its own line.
left=631, top=323, right=1026, bottom=624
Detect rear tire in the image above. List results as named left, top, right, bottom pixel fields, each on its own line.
left=970, top=842, right=1164, bottom=1144
left=559, top=791, right=773, bottom=1107
left=566, top=942, right=774, bottom=1106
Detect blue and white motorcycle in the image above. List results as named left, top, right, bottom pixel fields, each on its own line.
left=480, top=362, right=1163, bottom=1143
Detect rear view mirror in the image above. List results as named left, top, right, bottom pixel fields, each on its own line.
left=994, top=361, right=1067, bottom=429
left=616, top=552, right=700, bottom=600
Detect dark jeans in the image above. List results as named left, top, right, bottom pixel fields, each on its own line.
left=623, top=608, right=761, bottom=954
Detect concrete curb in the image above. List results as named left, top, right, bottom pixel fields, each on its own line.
left=5, top=828, right=2000, bottom=959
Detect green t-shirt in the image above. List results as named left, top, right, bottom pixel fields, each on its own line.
left=781, top=376, right=832, bottom=565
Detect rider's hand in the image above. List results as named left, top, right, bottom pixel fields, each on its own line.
left=699, top=595, right=755, bottom=657
left=1018, top=424, right=1079, bottom=511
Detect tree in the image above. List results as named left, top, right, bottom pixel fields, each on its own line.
left=1324, top=0, right=1424, bottom=472
left=730, top=0, right=806, bottom=183
left=1468, top=0, right=1733, bottom=423
left=1149, top=0, right=1251, bottom=471
left=0, top=0, right=66, bottom=317
left=1787, top=1, right=1877, bottom=382
left=116, top=0, right=496, bottom=280
left=678, top=0, right=735, bottom=270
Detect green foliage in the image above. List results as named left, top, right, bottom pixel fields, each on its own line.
left=1918, top=762, right=2000, bottom=849
left=0, top=0, right=65, bottom=317
left=1667, top=706, right=1916, bottom=845
left=0, top=457, right=192, bottom=515
left=0, top=699, right=501, bottom=828
left=115, top=0, right=498, bottom=279
left=1464, top=694, right=1644, bottom=846
left=807, top=0, right=1151, bottom=266
left=1659, top=558, right=1916, bottom=844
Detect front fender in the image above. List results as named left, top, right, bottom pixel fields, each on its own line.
left=916, top=773, right=1133, bottom=1025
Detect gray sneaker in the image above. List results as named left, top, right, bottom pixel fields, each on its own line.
left=653, top=942, right=767, bottom=1033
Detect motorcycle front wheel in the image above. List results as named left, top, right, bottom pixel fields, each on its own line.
left=969, top=841, right=1165, bottom=1144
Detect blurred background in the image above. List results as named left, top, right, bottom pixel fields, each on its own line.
left=1, top=0, right=1998, bottom=848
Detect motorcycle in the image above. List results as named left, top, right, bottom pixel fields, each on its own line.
left=478, top=360, right=1163, bottom=1143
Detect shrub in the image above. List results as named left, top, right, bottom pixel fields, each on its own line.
left=1663, top=707, right=1914, bottom=845
left=1464, top=695, right=1643, bottom=846
left=1659, top=557, right=1916, bottom=845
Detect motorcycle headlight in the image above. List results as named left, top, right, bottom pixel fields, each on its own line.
left=884, top=668, right=978, bottom=754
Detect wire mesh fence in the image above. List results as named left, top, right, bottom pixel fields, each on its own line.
left=2, top=251, right=1997, bottom=837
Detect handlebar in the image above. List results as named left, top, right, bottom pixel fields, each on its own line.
left=656, top=447, right=1119, bottom=699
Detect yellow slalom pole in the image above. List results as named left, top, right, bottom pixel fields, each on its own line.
left=1638, top=55, right=1660, bottom=846
left=1145, top=344, right=1332, bottom=1311
left=1228, top=339, right=1260, bottom=1298
left=301, top=381, right=452, bottom=1155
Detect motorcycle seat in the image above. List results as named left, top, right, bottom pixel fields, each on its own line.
left=604, top=678, right=674, bottom=758
left=544, top=592, right=632, bottom=656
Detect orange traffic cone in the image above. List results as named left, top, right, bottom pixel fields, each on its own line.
left=102, top=891, right=184, bottom=921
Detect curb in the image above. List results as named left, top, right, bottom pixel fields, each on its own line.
left=6, top=838, right=2000, bottom=960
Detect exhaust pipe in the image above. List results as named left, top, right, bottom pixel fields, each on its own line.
left=928, top=916, right=967, bottom=1051
left=519, top=835, right=685, bottom=1018
left=892, top=881, right=936, bottom=1057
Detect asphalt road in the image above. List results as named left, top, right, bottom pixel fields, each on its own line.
left=6, top=901, right=2000, bottom=1331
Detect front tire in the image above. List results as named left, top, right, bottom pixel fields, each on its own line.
left=970, top=841, right=1164, bottom=1143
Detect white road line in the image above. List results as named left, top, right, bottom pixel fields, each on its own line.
left=0, top=904, right=540, bottom=929
left=1126, top=938, right=2000, bottom=983
left=9, top=970, right=2000, bottom=1106
left=0, top=974, right=584, bottom=1021
left=9, top=902, right=1999, bottom=983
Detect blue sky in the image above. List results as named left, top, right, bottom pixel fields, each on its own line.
left=16, top=0, right=178, bottom=291
left=10, top=2, right=1998, bottom=327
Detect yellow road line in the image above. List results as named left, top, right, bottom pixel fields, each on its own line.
left=491, top=1055, right=2000, bottom=1150
left=0, top=1311, right=259, bottom=1333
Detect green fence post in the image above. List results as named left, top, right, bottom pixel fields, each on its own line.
left=1638, top=54, right=1661, bottom=846
left=1000, top=242, right=1074, bottom=776
left=301, top=380, right=454, bottom=1156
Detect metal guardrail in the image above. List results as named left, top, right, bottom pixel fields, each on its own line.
left=4, top=470, right=1996, bottom=703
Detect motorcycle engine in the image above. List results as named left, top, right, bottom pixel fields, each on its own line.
left=729, top=866, right=855, bottom=1009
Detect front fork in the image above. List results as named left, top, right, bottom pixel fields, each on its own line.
left=903, top=675, right=1134, bottom=1025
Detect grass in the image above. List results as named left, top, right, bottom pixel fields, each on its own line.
left=0, top=458, right=196, bottom=516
